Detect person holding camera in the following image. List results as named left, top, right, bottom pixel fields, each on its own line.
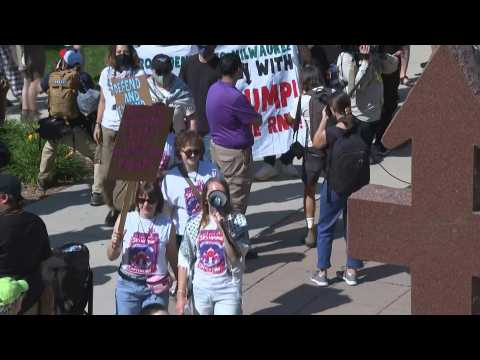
left=337, top=45, right=399, bottom=150
left=176, top=177, right=249, bottom=315
left=95, top=45, right=145, bottom=227
left=161, top=130, right=219, bottom=248
left=107, top=181, right=178, bottom=315
left=310, top=93, right=363, bottom=287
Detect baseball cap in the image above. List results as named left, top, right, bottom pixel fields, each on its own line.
left=0, top=277, right=29, bottom=307
left=58, top=48, right=69, bottom=59
left=0, top=173, right=23, bottom=201
left=63, top=49, right=83, bottom=67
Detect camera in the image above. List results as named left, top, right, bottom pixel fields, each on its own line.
left=208, top=190, right=230, bottom=216
left=340, top=45, right=386, bottom=61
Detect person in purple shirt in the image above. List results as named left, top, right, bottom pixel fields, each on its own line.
left=206, top=53, right=261, bottom=218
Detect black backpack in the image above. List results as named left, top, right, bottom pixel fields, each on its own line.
left=42, top=243, right=93, bottom=315
left=327, top=128, right=370, bottom=197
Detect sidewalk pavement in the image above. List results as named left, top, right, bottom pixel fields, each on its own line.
left=23, top=45, right=430, bottom=315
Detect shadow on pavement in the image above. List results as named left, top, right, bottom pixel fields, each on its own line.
left=48, top=224, right=111, bottom=248
left=93, top=265, right=118, bottom=286
left=27, top=188, right=92, bottom=216
left=251, top=284, right=351, bottom=315
left=248, top=181, right=303, bottom=207
left=246, top=209, right=297, bottom=233
left=245, top=252, right=306, bottom=274
left=357, top=263, right=409, bottom=284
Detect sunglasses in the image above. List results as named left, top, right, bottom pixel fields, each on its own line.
left=182, top=149, right=201, bottom=158
left=137, top=197, right=157, bottom=205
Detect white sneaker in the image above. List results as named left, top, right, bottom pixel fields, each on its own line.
left=254, top=163, right=279, bottom=181
left=280, top=163, right=299, bottom=178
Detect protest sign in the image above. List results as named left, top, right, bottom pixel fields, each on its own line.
left=135, top=45, right=198, bottom=76
left=111, top=74, right=152, bottom=121
left=107, top=103, right=173, bottom=182
left=216, top=45, right=303, bottom=159
left=108, top=103, right=173, bottom=235
left=135, top=45, right=304, bottom=159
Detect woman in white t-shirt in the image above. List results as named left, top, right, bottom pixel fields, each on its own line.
left=286, top=65, right=336, bottom=249
left=161, top=130, right=218, bottom=247
left=107, top=181, right=178, bottom=315
left=94, top=45, right=146, bottom=227
left=176, top=177, right=249, bottom=315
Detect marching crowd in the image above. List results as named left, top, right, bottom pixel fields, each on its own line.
left=0, top=44, right=412, bottom=315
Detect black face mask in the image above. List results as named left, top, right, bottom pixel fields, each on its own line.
left=115, top=54, right=132, bottom=70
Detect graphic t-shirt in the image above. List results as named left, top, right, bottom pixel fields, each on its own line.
left=161, top=160, right=218, bottom=235
left=120, top=212, right=172, bottom=280
left=98, top=66, right=146, bottom=131
left=178, top=214, right=250, bottom=290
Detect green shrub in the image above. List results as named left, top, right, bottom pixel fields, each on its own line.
left=0, top=120, right=89, bottom=186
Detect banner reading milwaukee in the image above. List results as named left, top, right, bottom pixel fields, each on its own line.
left=135, top=45, right=304, bottom=159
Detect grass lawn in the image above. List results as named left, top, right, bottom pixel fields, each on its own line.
left=45, top=45, right=109, bottom=82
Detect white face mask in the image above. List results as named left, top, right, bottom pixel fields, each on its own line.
left=152, top=72, right=165, bottom=87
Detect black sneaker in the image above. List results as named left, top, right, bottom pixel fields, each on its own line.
left=90, top=192, right=104, bottom=206
left=105, top=209, right=120, bottom=227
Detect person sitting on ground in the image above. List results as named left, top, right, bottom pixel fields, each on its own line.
left=161, top=130, right=219, bottom=248
left=0, top=173, right=55, bottom=314
left=148, top=54, right=196, bottom=134
left=0, top=277, right=29, bottom=315
left=139, top=303, right=169, bottom=315
left=176, top=177, right=250, bottom=315
left=310, top=93, right=363, bottom=287
left=37, top=48, right=104, bottom=206
left=107, top=181, right=178, bottom=315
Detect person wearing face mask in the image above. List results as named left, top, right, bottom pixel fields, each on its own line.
left=161, top=130, right=219, bottom=249
left=148, top=54, right=196, bottom=135
left=176, top=177, right=249, bottom=315
left=95, top=45, right=145, bottom=227
left=179, top=45, right=221, bottom=161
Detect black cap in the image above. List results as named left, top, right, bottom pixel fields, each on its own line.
left=0, top=173, right=23, bottom=201
left=151, top=54, right=173, bottom=76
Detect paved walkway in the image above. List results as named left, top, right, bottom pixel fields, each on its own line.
left=19, top=45, right=431, bottom=314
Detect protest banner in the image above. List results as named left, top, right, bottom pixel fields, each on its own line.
left=216, top=45, right=303, bottom=159
left=135, top=45, right=198, bottom=76
left=107, top=103, right=173, bottom=234
left=135, top=45, right=304, bottom=159
left=111, top=74, right=152, bottom=121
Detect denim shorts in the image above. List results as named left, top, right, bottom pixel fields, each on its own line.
left=115, top=277, right=169, bottom=315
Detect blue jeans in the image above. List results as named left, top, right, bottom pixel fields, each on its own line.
left=316, top=181, right=363, bottom=270
left=115, top=277, right=169, bottom=315
left=202, top=134, right=212, bottom=163
left=193, top=285, right=242, bottom=315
